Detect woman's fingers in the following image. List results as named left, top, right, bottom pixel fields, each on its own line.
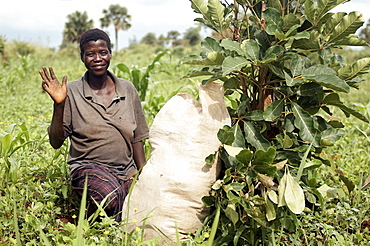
left=39, top=69, right=48, bottom=82
left=42, top=67, right=51, bottom=81
left=49, top=67, right=56, bottom=80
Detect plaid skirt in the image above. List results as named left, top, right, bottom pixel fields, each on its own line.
left=70, top=163, right=133, bottom=222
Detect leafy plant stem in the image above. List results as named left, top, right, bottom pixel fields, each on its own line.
left=75, top=175, right=88, bottom=246
left=12, top=191, right=21, bottom=246
left=207, top=202, right=220, bottom=246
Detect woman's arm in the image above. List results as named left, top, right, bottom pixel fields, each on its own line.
left=39, top=67, right=67, bottom=149
left=133, top=141, right=146, bottom=172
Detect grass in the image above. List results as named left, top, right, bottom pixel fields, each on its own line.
left=0, top=44, right=369, bottom=245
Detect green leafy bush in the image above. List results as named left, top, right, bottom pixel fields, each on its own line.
left=183, top=0, right=370, bottom=244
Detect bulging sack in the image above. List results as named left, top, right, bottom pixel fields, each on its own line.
left=122, top=82, right=230, bottom=242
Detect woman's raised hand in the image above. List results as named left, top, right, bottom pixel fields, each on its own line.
left=39, top=67, right=67, bottom=104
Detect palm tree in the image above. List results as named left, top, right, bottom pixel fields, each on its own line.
left=100, top=4, right=131, bottom=52
left=62, top=11, right=94, bottom=48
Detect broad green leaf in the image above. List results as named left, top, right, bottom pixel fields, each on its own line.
left=212, top=179, right=223, bottom=190
left=322, top=12, right=346, bottom=38
left=263, top=99, right=284, bottom=121
left=291, top=30, right=321, bottom=50
left=303, top=64, right=336, bottom=76
left=257, top=172, right=276, bottom=188
left=321, top=128, right=345, bottom=144
left=190, top=0, right=214, bottom=27
left=285, top=71, right=305, bottom=86
left=273, top=159, right=288, bottom=171
left=230, top=123, right=245, bottom=148
left=337, top=104, right=369, bottom=123
left=304, top=159, right=323, bottom=169
left=268, top=64, right=284, bottom=78
left=321, top=92, right=343, bottom=105
left=254, top=164, right=277, bottom=176
left=236, top=149, right=253, bottom=165
left=244, top=121, right=271, bottom=151
left=181, top=55, right=204, bottom=65
left=326, top=11, right=365, bottom=45
left=263, top=7, right=283, bottom=35
left=334, top=34, right=369, bottom=46
left=244, top=110, right=264, bottom=121
left=322, top=93, right=369, bottom=123
left=1, top=132, right=12, bottom=157
left=275, top=30, right=287, bottom=41
left=224, top=145, right=243, bottom=157
left=267, top=189, right=278, bottom=204
left=242, top=39, right=261, bottom=62
left=297, top=83, right=323, bottom=96
left=254, top=147, right=276, bottom=165
left=183, top=69, right=215, bottom=78
left=278, top=171, right=287, bottom=207
left=316, top=0, right=348, bottom=23
left=221, top=38, right=244, bottom=55
left=276, top=134, right=293, bottom=149
left=201, top=37, right=222, bottom=53
left=225, top=202, right=239, bottom=225
left=205, top=152, right=216, bottom=165
left=284, top=170, right=305, bottom=214
left=204, top=51, right=225, bottom=65
left=208, top=0, right=226, bottom=33
left=190, top=0, right=208, bottom=15
left=222, top=56, right=249, bottom=75
left=230, top=182, right=246, bottom=191
left=201, top=74, right=224, bottom=85
left=303, top=0, right=316, bottom=23
left=202, top=196, right=216, bottom=206
left=284, top=24, right=301, bottom=38
left=291, top=103, right=321, bottom=147
left=217, top=126, right=235, bottom=145
left=283, top=14, right=300, bottom=32
left=317, top=184, right=337, bottom=199
left=291, top=55, right=307, bottom=77
left=265, top=193, right=276, bottom=221
left=302, top=65, right=350, bottom=93
left=286, top=31, right=310, bottom=42
left=338, top=57, right=370, bottom=81
left=262, top=45, right=284, bottom=63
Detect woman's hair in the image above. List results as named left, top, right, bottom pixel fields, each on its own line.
left=79, top=28, right=112, bottom=56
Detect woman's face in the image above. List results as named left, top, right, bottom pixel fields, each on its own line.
left=82, top=39, right=112, bottom=77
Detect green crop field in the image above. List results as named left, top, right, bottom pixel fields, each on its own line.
left=0, top=42, right=369, bottom=245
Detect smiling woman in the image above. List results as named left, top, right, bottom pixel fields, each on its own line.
left=39, top=28, right=149, bottom=222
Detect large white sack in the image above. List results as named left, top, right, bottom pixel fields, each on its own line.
left=122, top=82, right=230, bottom=242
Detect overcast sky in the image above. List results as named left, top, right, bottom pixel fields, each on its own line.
left=1, top=0, right=369, bottom=50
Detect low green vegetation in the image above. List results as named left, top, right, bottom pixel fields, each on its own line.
left=0, top=36, right=369, bottom=245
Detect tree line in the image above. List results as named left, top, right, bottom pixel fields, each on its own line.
left=61, top=4, right=201, bottom=51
